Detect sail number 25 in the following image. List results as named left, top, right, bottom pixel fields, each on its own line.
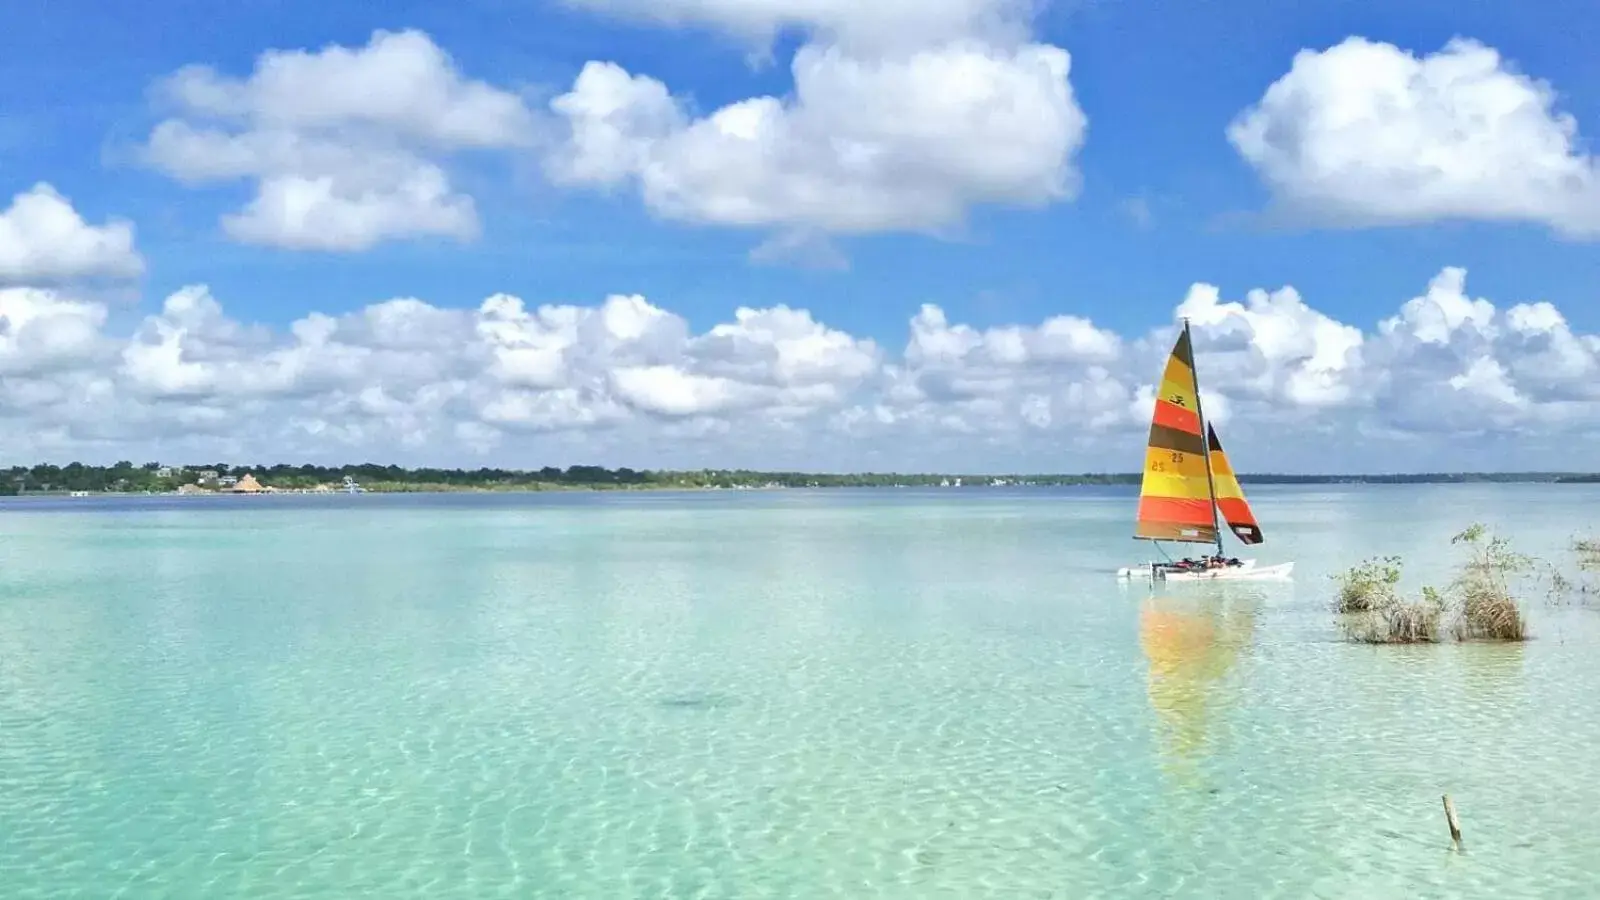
left=1150, top=451, right=1184, bottom=473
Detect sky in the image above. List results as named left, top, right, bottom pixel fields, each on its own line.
left=2, top=0, right=1600, bottom=472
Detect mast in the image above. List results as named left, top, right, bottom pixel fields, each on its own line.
left=1183, top=318, right=1224, bottom=557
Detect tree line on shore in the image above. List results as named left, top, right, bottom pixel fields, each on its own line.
left=1, top=462, right=1595, bottom=494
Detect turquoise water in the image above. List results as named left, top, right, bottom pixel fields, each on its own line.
left=3, top=486, right=1600, bottom=898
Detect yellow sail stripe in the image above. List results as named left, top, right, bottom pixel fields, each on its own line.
left=1140, top=447, right=1210, bottom=500
left=1209, top=446, right=1245, bottom=499
left=1156, top=368, right=1197, bottom=418
left=1141, top=473, right=1214, bottom=502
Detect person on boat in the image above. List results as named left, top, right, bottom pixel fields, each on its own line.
left=1162, top=555, right=1241, bottom=572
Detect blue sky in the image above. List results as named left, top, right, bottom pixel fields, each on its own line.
left=1, top=0, right=1598, bottom=470
left=4, top=0, right=1595, bottom=335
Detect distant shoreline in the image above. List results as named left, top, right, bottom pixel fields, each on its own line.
left=10, top=462, right=1600, bottom=497
left=7, top=475, right=1600, bottom=500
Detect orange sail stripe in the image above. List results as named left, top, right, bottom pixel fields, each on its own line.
left=1135, top=327, right=1217, bottom=544
left=1206, top=424, right=1263, bottom=545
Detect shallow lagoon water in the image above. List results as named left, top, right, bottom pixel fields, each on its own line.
left=3, top=485, right=1600, bottom=897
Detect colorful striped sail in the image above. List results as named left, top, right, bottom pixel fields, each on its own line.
left=1206, top=423, right=1263, bottom=545
left=1134, top=326, right=1219, bottom=543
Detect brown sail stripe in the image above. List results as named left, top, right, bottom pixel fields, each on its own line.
left=1147, top=421, right=1206, bottom=456
left=1170, top=327, right=1196, bottom=367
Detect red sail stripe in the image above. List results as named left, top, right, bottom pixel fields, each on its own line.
left=1151, top=399, right=1201, bottom=435
left=1216, top=497, right=1257, bottom=527
left=1137, top=496, right=1216, bottom=528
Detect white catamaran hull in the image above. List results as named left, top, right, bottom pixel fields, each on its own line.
left=1116, top=558, right=1295, bottom=582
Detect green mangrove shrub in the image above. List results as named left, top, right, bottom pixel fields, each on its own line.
left=1333, top=524, right=1531, bottom=643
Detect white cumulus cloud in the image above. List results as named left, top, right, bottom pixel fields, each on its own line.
left=546, top=0, right=1086, bottom=254
left=2, top=256, right=1598, bottom=471
left=0, top=184, right=143, bottom=283
left=1230, top=36, right=1600, bottom=237
left=141, top=29, right=536, bottom=250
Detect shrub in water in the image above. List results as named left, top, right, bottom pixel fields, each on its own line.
left=1333, top=524, right=1531, bottom=644
left=1573, top=537, right=1600, bottom=573
left=1332, top=555, right=1403, bottom=614
left=1449, top=524, right=1529, bottom=641
left=1340, top=586, right=1445, bottom=644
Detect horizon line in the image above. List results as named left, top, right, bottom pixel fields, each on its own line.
left=6, top=462, right=1600, bottom=479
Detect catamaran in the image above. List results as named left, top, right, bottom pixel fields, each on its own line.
left=1116, top=320, right=1294, bottom=582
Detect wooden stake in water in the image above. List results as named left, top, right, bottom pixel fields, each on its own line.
left=1442, top=794, right=1463, bottom=850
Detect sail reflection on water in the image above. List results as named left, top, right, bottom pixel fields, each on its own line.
left=1138, top=590, right=1262, bottom=781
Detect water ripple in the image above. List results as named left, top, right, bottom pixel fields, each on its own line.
left=1, top=488, right=1598, bottom=897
